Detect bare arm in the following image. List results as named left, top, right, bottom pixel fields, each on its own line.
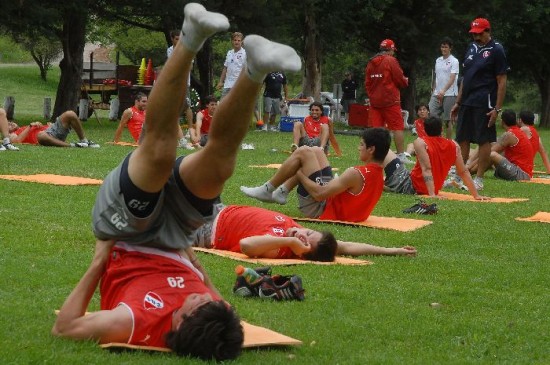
left=194, top=111, right=204, bottom=142
left=450, top=81, right=464, bottom=121
left=487, top=74, right=507, bottom=127
left=240, top=235, right=310, bottom=258
left=537, top=138, right=550, bottom=173
left=184, top=247, right=223, bottom=299
left=296, top=167, right=361, bottom=201
left=52, top=240, right=132, bottom=343
left=113, top=109, right=131, bottom=142
left=413, top=138, right=436, bottom=197
left=438, top=73, right=457, bottom=99
left=336, top=240, right=417, bottom=257
left=319, top=123, right=330, bottom=150
left=217, top=66, right=227, bottom=90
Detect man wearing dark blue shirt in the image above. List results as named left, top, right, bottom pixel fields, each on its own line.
left=450, top=17, right=508, bottom=191
left=263, top=72, right=288, bottom=131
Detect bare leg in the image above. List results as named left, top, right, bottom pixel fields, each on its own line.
left=292, top=122, right=306, bottom=147
left=128, top=4, right=229, bottom=193
left=181, top=35, right=301, bottom=199
left=475, top=142, right=492, bottom=179
left=0, top=108, right=19, bottom=150
left=393, top=129, right=405, bottom=154
left=459, top=140, right=470, bottom=164
left=241, top=146, right=328, bottom=203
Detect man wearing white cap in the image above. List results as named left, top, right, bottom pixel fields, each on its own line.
left=364, top=39, right=409, bottom=163
left=450, top=17, right=509, bottom=191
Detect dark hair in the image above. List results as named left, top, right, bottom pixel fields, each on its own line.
left=165, top=301, right=244, bottom=361
left=309, top=101, right=324, bottom=115
left=134, top=92, right=147, bottom=102
left=302, top=231, right=337, bottom=262
left=519, top=110, right=535, bottom=125
left=170, top=30, right=180, bottom=39
left=203, top=95, right=218, bottom=105
left=415, top=103, right=429, bottom=114
left=423, top=116, right=443, bottom=136
left=440, top=37, right=453, bottom=48
left=501, top=109, right=517, bottom=127
left=362, top=127, right=391, bottom=161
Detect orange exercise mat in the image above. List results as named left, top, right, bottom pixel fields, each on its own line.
left=250, top=164, right=338, bottom=171
left=193, top=247, right=372, bottom=266
left=99, top=321, right=302, bottom=351
left=293, top=215, right=432, bottom=232
left=425, top=191, right=529, bottom=203
left=515, top=211, right=550, bottom=224
left=0, top=174, right=103, bottom=185
left=520, top=177, right=550, bottom=185
left=106, top=141, right=139, bottom=147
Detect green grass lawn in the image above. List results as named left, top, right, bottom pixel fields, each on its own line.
left=0, top=65, right=549, bottom=364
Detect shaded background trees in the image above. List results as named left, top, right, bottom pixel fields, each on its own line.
left=1, top=0, right=548, bottom=125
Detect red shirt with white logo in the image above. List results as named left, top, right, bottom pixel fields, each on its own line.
left=100, top=244, right=219, bottom=347
left=320, top=163, right=383, bottom=222
left=303, top=115, right=329, bottom=139
left=212, top=205, right=299, bottom=259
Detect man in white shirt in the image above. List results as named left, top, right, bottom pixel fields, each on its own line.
left=429, top=37, right=459, bottom=139
left=217, top=32, right=246, bottom=99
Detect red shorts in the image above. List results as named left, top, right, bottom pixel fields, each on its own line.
left=368, top=104, right=404, bottom=131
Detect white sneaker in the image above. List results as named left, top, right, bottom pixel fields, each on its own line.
left=74, top=141, right=89, bottom=148
left=0, top=144, right=6, bottom=151
left=473, top=177, right=484, bottom=191
left=397, top=152, right=414, bottom=164
left=269, top=126, right=279, bottom=132
left=3, top=142, right=19, bottom=151
left=240, top=185, right=275, bottom=203
left=87, top=140, right=100, bottom=148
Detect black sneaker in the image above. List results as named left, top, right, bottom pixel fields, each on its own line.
left=402, top=200, right=438, bottom=215
left=258, top=274, right=305, bottom=301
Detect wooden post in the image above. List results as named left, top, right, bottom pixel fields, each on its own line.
left=3, top=96, right=15, bottom=120
left=43, top=97, right=52, bottom=119
left=78, top=98, right=89, bottom=120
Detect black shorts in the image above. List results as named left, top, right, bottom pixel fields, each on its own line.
left=456, top=106, right=496, bottom=145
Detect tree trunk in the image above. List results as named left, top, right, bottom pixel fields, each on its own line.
left=301, top=4, right=321, bottom=101
left=53, top=10, right=86, bottom=120
left=535, top=75, right=550, bottom=127
left=195, top=39, right=213, bottom=101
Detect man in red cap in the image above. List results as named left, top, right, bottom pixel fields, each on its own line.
left=450, top=17, right=509, bottom=191
left=365, top=39, right=409, bottom=163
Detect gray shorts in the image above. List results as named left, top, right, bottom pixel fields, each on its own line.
left=44, top=117, right=70, bottom=142
left=298, top=136, right=329, bottom=154
left=494, top=157, right=530, bottom=181
left=429, top=95, right=456, bottom=121
left=384, top=158, right=417, bottom=195
left=297, top=167, right=332, bottom=218
left=92, top=156, right=222, bottom=250
left=263, top=97, right=281, bottom=115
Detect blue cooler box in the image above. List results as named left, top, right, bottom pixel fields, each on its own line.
left=279, top=116, right=304, bottom=132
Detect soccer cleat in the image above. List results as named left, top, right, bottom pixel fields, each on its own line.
left=402, top=200, right=438, bottom=215
left=74, top=141, right=89, bottom=148
left=3, top=142, right=19, bottom=151
left=87, top=140, right=100, bottom=148
left=258, top=274, right=305, bottom=301
left=0, top=144, right=6, bottom=151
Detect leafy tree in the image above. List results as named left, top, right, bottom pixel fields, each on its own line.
left=0, top=1, right=88, bottom=118
left=13, top=35, right=62, bottom=81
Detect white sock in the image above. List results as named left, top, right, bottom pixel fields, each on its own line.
left=242, top=35, right=301, bottom=83
left=272, top=185, right=289, bottom=205
left=3, top=137, right=10, bottom=145
left=180, top=3, right=229, bottom=53
left=264, top=182, right=275, bottom=193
